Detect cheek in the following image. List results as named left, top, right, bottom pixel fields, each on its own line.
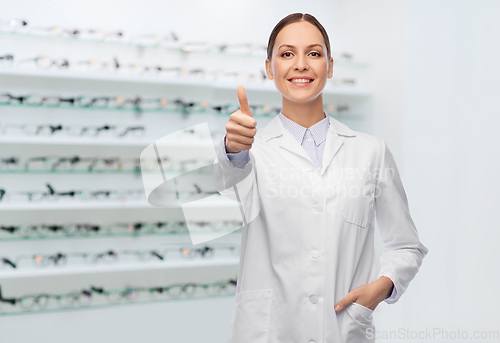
left=273, top=62, right=291, bottom=78
left=312, top=62, right=328, bottom=78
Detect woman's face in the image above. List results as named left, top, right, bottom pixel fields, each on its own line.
left=266, top=21, right=333, bottom=104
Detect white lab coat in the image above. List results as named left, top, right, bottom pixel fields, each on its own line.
left=213, top=114, right=429, bottom=343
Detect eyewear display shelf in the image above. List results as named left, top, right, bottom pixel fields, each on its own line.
left=0, top=31, right=372, bottom=319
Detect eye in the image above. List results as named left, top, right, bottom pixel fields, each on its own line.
left=281, top=52, right=293, bottom=57
left=309, top=52, right=321, bottom=57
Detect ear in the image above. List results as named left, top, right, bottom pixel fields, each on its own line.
left=327, top=56, right=334, bottom=79
left=265, top=58, right=274, bottom=80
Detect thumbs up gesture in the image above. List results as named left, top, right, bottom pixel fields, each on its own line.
left=225, top=85, right=257, bottom=153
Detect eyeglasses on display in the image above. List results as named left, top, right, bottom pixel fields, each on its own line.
left=0, top=183, right=145, bottom=203
left=0, top=278, right=237, bottom=313
left=0, top=219, right=243, bottom=240
left=0, top=90, right=348, bottom=117
left=0, top=122, right=146, bottom=138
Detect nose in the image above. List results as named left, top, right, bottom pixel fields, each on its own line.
left=294, top=55, right=308, bottom=71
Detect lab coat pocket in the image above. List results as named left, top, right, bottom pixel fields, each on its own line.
left=228, top=289, right=274, bottom=343
left=340, top=175, right=375, bottom=229
left=342, top=302, right=376, bottom=343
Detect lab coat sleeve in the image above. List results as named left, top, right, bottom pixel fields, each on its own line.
left=375, top=139, right=429, bottom=304
left=385, top=283, right=397, bottom=301
left=213, top=135, right=259, bottom=226
left=213, top=134, right=253, bottom=190
left=226, top=146, right=251, bottom=169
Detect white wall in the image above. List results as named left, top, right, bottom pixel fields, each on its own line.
left=334, top=0, right=500, bottom=342
left=404, top=0, right=500, bottom=338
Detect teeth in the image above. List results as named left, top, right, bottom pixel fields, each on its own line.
left=290, top=79, right=312, bottom=83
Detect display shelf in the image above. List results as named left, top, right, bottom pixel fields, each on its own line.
left=0, top=102, right=366, bottom=120
left=0, top=196, right=240, bottom=211
left=0, top=69, right=371, bottom=96
left=0, top=102, right=258, bottom=116
left=0, top=228, right=242, bottom=242
left=0, top=114, right=364, bottom=149
left=0, top=291, right=236, bottom=317
left=0, top=168, right=211, bottom=175
left=0, top=31, right=369, bottom=68
left=0, top=257, right=239, bottom=280
left=0, top=30, right=266, bottom=57
left=0, top=102, right=226, bottom=114
left=0, top=200, right=146, bottom=211
left=0, top=136, right=219, bottom=147
left=0, top=204, right=245, bottom=229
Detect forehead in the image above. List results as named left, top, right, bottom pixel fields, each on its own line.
left=274, top=21, right=325, bottom=49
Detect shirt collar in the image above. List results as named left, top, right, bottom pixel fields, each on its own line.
left=278, top=111, right=330, bottom=146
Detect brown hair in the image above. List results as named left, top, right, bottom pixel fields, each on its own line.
left=267, top=13, right=331, bottom=61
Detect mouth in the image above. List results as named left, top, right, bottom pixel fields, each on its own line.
left=288, top=77, right=315, bottom=84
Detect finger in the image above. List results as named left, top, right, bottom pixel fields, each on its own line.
left=229, top=142, right=252, bottom=151
left=226, top=132, right=254, bottom=145
left=237, top=85, right=253, bottom=117
left=334, top=294, right=357, bottom=312
left=230, top=113, right=257, bottom=130
left=227, top=139, right=252, bottom=152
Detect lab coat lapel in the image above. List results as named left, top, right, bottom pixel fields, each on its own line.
left=320, top=116, right=357, bottom=176
left=261, top=115, right=315, bottom=172
left=260, top=114, right=356, bottom=175
left=280, top=127, right=315, bottom=167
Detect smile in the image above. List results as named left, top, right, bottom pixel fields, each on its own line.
left=288, top=78, right=314, bottom=83
left=288, top=78, right=314, bottom=87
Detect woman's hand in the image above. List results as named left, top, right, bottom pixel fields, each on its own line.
left=225, top=85, right=257, bottom=153
left=334, top=276, right=394, bottom=312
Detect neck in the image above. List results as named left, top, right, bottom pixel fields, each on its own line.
left=281, top=94, right=325, bottom=128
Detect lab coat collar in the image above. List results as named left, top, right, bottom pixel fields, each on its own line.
left=260, top=114, right=356, bottom=176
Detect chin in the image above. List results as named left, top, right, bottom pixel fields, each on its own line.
left=286, top=89, right=323, bottom=103
left=275, top=82, right=325, bottom=102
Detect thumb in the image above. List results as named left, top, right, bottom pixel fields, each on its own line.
left=237, top=85, right=253, bottom=116
left=334, top=294, right=356, bottom=312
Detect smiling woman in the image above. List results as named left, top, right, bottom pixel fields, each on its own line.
left=264, top=15, right=334, bottom=128
left=217, top=12, right=429, bottom=343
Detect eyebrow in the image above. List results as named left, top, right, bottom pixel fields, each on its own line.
left=278, top=44, right=323, bottom=49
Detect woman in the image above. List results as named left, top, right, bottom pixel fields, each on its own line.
left=214, top=13, right=428, bottom=343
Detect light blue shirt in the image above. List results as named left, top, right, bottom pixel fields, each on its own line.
left=222, top=111, right=397, bottom=301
